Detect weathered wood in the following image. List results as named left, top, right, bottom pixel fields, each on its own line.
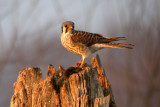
left=10, top=55, right=116, bottom=107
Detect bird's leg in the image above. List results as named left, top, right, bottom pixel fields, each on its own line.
left=80, top=56, right=85, bottom=67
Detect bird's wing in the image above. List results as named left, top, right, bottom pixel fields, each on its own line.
left=71, top=31, right=129, bottom=47
left=71, top=31, right=110, bottom=46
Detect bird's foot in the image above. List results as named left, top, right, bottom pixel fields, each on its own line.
left=76, top=62, right=81, bottom=66
left=75, top=62, right=87, bottom=68
left=75, top=59, right=87, bottom=68
left=76, top=60, right=83, bottom=66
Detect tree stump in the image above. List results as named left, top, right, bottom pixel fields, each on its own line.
left=10, top=55, right=116, bottom=107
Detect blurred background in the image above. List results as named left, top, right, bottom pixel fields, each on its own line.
left=0, top=0, right=160, bottom=107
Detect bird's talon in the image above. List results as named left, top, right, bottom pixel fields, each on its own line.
left=76, top=61, right=82, bottom=66
left=76, top=62, right=80, bottom=66
left=79, top=63, right=88, bottom=68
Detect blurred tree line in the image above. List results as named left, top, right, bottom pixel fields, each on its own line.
left=0, top=0, right=159, bottom=107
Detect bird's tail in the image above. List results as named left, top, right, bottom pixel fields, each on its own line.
left=92, top=37, right=134, bottom=50
left=101, top=37, right=134, bottom=49
left=104, top=42, right=134, bottom=49
left=106, top=37, right=126, bottom=41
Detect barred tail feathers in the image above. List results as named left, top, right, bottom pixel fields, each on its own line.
left=92, top=42, right=133, bottom=49
left=105, top=42, right=133, bottom=49
left=103, top=37, right=134, bottom=49
left=106, top=37, right=126, bottom=41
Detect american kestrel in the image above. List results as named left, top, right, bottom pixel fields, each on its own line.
left=61, top=21, right=133, bottom=67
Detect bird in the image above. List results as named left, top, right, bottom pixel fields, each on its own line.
left=61, top=21, right=133, bottom=67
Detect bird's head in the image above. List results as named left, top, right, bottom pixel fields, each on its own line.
left=61, top=21, right=74, bottom=34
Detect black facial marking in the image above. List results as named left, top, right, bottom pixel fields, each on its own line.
left=65, top=27, right=68, bottom=33
left=61, top=26, right=63, bottom=32
left=64, top=24, right=68, bottom=33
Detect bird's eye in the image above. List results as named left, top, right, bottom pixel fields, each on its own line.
left=65, top=25, right=67, bottom=27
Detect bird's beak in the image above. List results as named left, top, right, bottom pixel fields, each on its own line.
left=69, top=25, right=73, bottom=30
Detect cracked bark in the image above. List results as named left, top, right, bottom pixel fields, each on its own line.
left=10, top=55, right=116, bottom=107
